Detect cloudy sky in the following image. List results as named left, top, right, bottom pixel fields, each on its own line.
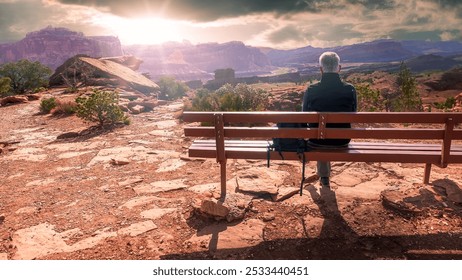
left=0, top=0, right=461, bottom=48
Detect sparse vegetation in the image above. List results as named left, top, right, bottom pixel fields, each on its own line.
left=187, top=83, right=269, bottom=112
left=390, top=62, right=423, bottom=112
left=0, top=59, right=52, bottom=94
left=0, top=77, right=11, bottom=97
left=52, top=100, right=78, bottom=116
left=156, top=76, right=189, bottom=100
left=39, top=97, right=57, bottom=114
left=355, top=83, right=384, bottom=112
left=434, top=97, right=456, bottom=111
left=75, top=89, right=129, bottom=127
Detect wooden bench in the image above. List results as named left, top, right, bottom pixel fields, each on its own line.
left=183, top=112, right=462, bottom=199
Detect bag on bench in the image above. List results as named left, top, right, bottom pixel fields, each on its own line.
left=267, top=122, right=311, bottom=196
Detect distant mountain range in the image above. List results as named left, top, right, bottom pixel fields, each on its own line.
left=124, top=41, right=271, bottom=81
left=1, top=27, right=462, bottom=81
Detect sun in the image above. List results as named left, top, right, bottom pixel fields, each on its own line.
left=97, top=15, right=183, bottom=45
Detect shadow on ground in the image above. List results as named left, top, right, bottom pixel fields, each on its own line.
left=163, top=185, right=462, bottom=260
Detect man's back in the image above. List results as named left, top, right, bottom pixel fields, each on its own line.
left=302, top=72, right=357, bottom=145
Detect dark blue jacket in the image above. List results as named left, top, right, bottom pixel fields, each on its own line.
left=302, top=73, right=357, bottom=146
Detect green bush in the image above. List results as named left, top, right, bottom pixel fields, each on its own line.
left=434, top=97, right=456, bottom=111
left=0, top=59, right=52, bottom=94
left=188, top=83, right=269, bottom=112
left=75, top=89, right=129, bottom=127
left=40, top=97, right=57, bottom=114
left=355, top=83, right=384, bottom=112
left=156, top=76, right=189, bottom=100
left=0, top=77, right=11, bottom=97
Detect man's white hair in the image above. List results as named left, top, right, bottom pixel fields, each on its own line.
left=319, top=52, right=340, bottom=73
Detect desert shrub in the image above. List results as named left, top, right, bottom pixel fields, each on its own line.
left=33, top=87, right=47, bottom=93
left=188, top=83, right=269, bottom=112
left=156, top=76, right=189, bottom=100
left=434, top=97, right=456, bottom=111
left=52, top=100, right=78, bottom=115
left=75, top=89, right=129, bottom=127
left=40, top=97, right=57, bottom=114
left=0, top=77, right=11, bottom=97
left=355, top=83, right=384, bottom=112
left=0, top=59, right=52, bottom=94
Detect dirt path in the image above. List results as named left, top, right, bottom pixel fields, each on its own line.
left=1, top=93, right=462, bottom=260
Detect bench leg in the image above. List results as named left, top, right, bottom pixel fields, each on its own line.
left=220, top=160, right=227, bottom=201
left=423, top=163, right=431, bottom=184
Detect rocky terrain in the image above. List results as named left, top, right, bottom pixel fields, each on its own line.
left=1, top=86, right=462, bottom=260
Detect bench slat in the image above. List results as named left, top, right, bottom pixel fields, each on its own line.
left=183, top=112, right=462, bottom=124
left=185, top=127, right=457, bottom=140
left=191, top=140, right=462, bottom=152
left=189, top=146, right=462, bottom=164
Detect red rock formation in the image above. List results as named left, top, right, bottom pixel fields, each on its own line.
left=453, top=92, right=462, bottom=112
left=49, top=56, right=159, bottom=94
left=0, top=26, right=123, bottom=70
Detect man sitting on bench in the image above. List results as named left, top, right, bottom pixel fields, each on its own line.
left=302, top=51, right=358, bottom=188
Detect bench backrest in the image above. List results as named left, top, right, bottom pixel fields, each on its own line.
left=183, top=112, right=462, bottom=166
left=183, top=111, right=462, bottom=140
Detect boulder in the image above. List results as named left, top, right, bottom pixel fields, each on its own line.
left=0, top=96, right=28, bottom=106
left=433, top=179, right=462, bottom=204
left=49, top=55, right=160, bottom=94
left=453, top=92, right=462, bottom=112
left=25, top=94, right=40, bottom=101
left=198, top=193, right=253, bottom=222
left=129, top=105, right=145, bottom=114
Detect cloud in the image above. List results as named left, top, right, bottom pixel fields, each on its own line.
left=267, top=25, right=306, bottom=44
left=54, top=0, right=399, bottom=21
left=1, top=0, right=462, bottom=48
left=0, top=1, right=51, bottom=41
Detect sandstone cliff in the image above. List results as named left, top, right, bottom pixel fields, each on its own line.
left=0, top=26, right=123, bottom=70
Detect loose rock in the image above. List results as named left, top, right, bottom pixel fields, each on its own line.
left=198, top=193, right=253, bottom=222
left=433, top=179, right=462, bottom=204
left=110, top=158, right=130, bottom=166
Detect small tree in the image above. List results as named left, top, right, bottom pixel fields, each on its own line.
left=0, top=59, right=52, bottom=94
left=156, top=76, right=189, bottom=100
left=75, top=89, right=129, bottom=127
left=393, top=63, right=422, bottom=111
